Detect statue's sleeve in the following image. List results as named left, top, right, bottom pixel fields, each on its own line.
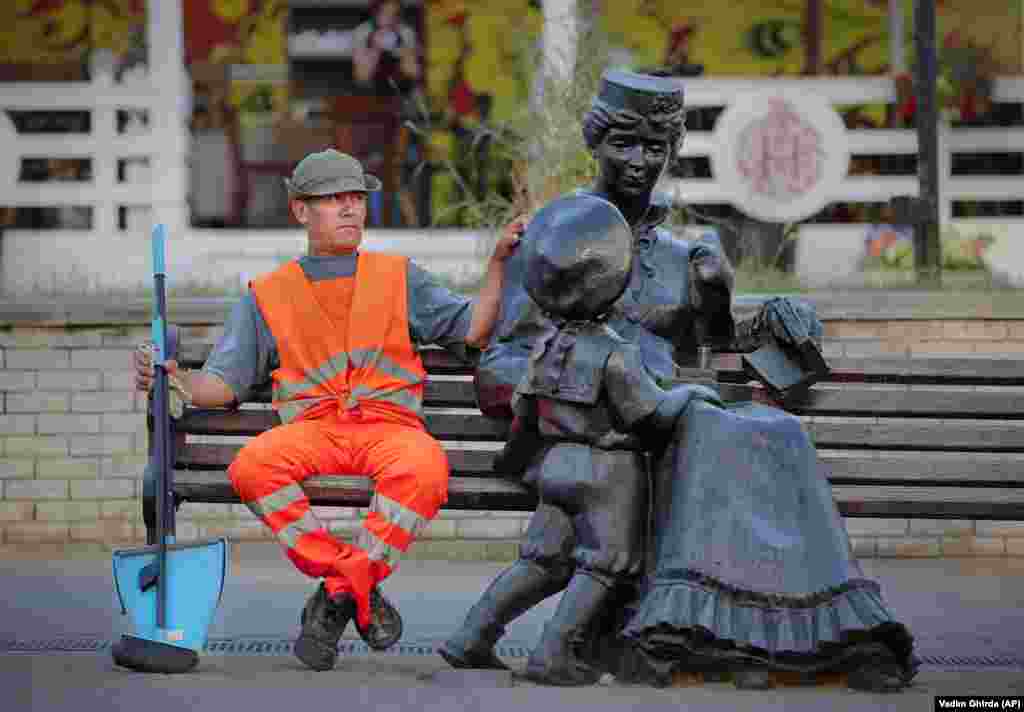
left=604, top=345, right=669, bottom=431
left=492, top=393, right=544, bottom=478
left=687, top=241, right=736, bottom=348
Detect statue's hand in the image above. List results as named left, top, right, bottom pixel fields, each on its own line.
left=688, top=244, right=735, bottom=317
left=756, top=297, right=823, bottom=347
left=689, top=245, right=734, bottom=290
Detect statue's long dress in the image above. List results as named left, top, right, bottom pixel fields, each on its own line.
left=621, top=399, right=917, bottom=682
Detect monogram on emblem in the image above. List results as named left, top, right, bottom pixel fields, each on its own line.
left=736, top=98, right=824, bottom=199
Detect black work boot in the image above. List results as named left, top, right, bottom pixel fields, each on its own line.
left=846, top=656, right=910, bottom=693
left=355, top=586, right=403, bottom=651
left=439, top=559, right=571, bottom=671
left=522, top=572, right=613, bottom=686
left=294, top=583, right=356, bottom=671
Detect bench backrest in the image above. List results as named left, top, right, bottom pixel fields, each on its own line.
left=168, top=335, right=1024, bottom=520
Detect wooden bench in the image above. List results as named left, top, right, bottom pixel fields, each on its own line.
left=143, top=328, right=1024, bottom=543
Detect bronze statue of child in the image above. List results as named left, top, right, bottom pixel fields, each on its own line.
left=485, top=192, right=722, bottom=686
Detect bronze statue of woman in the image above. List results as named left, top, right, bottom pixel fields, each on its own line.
left=441, top=69, right=917, bottom=693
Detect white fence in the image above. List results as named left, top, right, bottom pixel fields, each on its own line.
left=664, top=76, right=1024, bottom=227
left=0, top=0, right=187, bottom=238
left=0, top=65, right=1022, bottom=293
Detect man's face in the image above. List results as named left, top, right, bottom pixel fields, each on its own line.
left=292, top=191, right=368, bottom=256
left=594, top=122, right=676, bottom=200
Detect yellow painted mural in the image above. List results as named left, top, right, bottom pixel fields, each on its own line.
left=596, top=0, right=1021, bottom=77
left=425, top=0, right=543, bottom=126
left=0, top=0, right=145, bottom=68
left=424, top=0, right=544, bottom=223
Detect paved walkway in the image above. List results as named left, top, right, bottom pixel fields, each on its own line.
left=3, top=544, right=1023, bottom=711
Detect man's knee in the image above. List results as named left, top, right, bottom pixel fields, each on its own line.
left=378, top=433, right=449, bottom=516
left=227, top=440, right=265, bottom=500
left=228, top=433, right=298, bottom=501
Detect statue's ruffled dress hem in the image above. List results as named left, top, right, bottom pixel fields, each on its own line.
left=620, top=399, right=917, bottom=681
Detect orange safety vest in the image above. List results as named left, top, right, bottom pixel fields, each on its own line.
left=250, top=253, right=427, bottom=426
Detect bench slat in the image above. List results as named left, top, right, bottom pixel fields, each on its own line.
left=174, top=471, right=537, bottom=511
left=178, top=343, right=475, bottom=374
left=715, top=354, right=1024, bottom=385
left=781, top=385, right=1024, bottom=419
left=179, top=443, right=502, bottom=474
left=244, top=378, right=479, bottom=408
left=832, top=485, right=1024, bottom=519
left=179, top=338, right=1024, bottom=385
left=176, top=443, right=1024, bottom=487
left=171, top=469, right=1024, bottom=520
left=174, top=408, right=512, bottom=440
left=823, top=450, right=1024, bottom=485
left=177, top=380, right=1024, bottom=423
left=807, top=419, right=1024, bottom=452
left=175, top=408, right=1024, bottom=450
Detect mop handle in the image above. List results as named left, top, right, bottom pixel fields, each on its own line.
left=151, top=224, right=170, bottom=630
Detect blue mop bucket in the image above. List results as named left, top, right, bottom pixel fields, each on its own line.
left=112, top=537, right=229, bottom=671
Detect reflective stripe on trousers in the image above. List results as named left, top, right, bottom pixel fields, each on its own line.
left=226, top=414, right=449, bottom=627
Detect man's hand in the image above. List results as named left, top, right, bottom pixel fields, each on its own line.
left=134, top=343, right=195, bottom=417
left=490, top=215, right=527, bottom=262
left=134, top=342, right=180, bottom=394
left=466, top=216, right=528, bottom=348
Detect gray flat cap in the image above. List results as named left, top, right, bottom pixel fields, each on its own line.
left=284, top=149, right=382, bottom=198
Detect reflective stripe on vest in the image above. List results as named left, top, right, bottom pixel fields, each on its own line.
left=272, top=352, right=350, bottom=402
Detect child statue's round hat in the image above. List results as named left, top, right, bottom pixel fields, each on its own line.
left=522, top=193, right=633, bottom=322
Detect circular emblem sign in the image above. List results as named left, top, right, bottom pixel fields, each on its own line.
left=711, top=90, right=849, bottom=223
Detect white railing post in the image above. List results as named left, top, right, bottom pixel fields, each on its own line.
left=537, top=0, right=578, bottom=108
left=543, top=0, right=577, bottom=83
left=938, top=118, right=953, bottom=228
left=888, top=0, right=906, bottom=75
left=90, top=53, right=118, bottom=235
left=146, top=0, right=189, bottom=235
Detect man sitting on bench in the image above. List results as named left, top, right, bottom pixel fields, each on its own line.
left=134, top=149, right=522, bottom=671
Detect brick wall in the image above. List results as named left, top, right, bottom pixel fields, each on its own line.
left=2, top=317, right=1023, bottom=557
left=822, top=319, right=1024, bottom=357
left=1, top=325, right=151, bottom=546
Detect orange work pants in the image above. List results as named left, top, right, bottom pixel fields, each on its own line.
left=228, top=408, right=449, bottom=628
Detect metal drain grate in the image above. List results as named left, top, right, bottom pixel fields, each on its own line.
left=0, top=636, right=528, bottom=659
left=1, top=637, right=1020, bottom=669
left=1, top=638, right=111, bottom=653
left=917, top=654, right=1024, bottom=668
left=194, top=639, right=531, bottom=658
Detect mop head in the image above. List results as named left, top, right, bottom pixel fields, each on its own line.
left=112, top=634, right=199, bottom=674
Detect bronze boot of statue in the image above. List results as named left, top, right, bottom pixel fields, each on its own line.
left=439, top=560, right=571, bottom=670
left=522, top=572, right=613, bottom=686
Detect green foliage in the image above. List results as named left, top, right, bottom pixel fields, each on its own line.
left=407, top=3, right=613, bottom=253
left=941, top=229, right=996, bottom=272
left=863, top=226, right=996, bottom=274
left=733, top=259, right=804, bottom=293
